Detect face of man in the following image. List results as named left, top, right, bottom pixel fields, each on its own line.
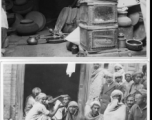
left=41, top=97, right=47, bottom=105
left=125, top=74, right=132, bottom=82
left=115, top=76, right=122, bottom=83
left=62, top=97, right=70, bottom=107
left=93, top=64, right=100, bottom=70
left=69, top=106, right=77, bottom=114
left=127, top=96, right=135, bottom=108
left=91, top=104, right=100, bottom=116
left=135, top=94, right=144, bottom=105
left=105, top=76, right=113, bottom=83
left=134, top=74, right=142, bottom=84
left=112, top=95, right=121, bottom=102
left=115, top=66, right=121, bottom=72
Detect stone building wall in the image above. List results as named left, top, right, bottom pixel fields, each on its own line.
left=3, top=64, right=17, bottom=120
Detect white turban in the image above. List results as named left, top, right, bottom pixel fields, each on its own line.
left=110, top=90, right=124, bottom=102
left=90, top=101, right=101, bottom=108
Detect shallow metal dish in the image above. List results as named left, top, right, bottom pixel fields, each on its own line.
left=126, top=39, right=143, bottom=51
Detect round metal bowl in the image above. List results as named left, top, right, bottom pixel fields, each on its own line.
left=126, top=39, right=143, bottom=51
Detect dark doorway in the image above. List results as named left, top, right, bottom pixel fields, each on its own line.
left=23, top=64, right=81, bottom=111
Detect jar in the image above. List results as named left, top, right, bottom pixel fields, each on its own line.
left=15, top=0, right=27, bottom=5
left=118, top=11, right=132, bottom=27
left=16, top=19, right=39, bottom=36
left=118, top=33, right=126, bottom=48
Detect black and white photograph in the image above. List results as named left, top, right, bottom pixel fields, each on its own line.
left=2, top=63, right=149, bottom=120
left=1, top=0, right=148, bottom=57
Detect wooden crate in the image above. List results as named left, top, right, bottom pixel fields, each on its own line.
left=79, top=1, right=117, bottom=27
left=79, top=23, right=118, bottom=52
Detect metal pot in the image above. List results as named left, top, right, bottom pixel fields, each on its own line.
left=27, top=36, right=39, bottom=45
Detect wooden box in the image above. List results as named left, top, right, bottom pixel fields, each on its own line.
left=79, top=23, right=118, bottom=52
left=79, top=1, right=117, bottom=26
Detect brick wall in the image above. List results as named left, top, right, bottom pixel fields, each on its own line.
left=3, top=64, right=17, bottom=120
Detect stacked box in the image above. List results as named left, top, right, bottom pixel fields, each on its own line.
left=79, top=1, right=118, bottom=52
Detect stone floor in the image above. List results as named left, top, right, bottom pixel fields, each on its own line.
left=3, top=30, right=76, bottom=57
left=3, top=29, right=147, bottom=57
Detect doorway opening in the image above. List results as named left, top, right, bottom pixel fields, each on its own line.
left=23, top=64, right=81, bottom=114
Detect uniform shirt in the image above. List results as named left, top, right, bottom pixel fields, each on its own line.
left=128, top=104, right=147, bottom=120
left=25, top=102, right=50, bottom=120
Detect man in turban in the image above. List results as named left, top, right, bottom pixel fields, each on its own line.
left=128, top=89, right=147, bottom=120
left=85, top=101, right=103, bottom=120
left=24, top=87, right=42, bottom=115
left=103, top=90, right=127, bottom=120
left=25, top=93, right=64, bottom=120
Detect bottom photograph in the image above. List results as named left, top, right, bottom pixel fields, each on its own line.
left=2, top=63, right=148, bottom=120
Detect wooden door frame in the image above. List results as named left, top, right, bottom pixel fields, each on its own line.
left=14, top=64, right=92, bottom=120
left=15, top=64, right=25, bottom=120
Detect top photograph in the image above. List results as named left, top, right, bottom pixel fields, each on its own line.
left=1, top=0, right=148, bottom=57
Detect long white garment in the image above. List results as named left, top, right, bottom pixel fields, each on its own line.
left=104, top=89, right=126, bottom=120
left=104, top=99, right=126, bottom=120
left=1, top=8, right=8, bottom=29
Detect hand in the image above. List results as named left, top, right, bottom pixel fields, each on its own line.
left=58, top=103, right=65, bottom=108
left=60, top=95, right=69, bottom=98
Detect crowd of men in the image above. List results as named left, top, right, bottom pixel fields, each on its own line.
left=24, top=64, right=147, bottom=120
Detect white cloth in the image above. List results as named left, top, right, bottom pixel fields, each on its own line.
left=25, top=102, right=50, bottom=120
left=104, top=90, right=126, bottom=120
left=104, top=100, right=126, bottom=120
left=66, top=63, right=76, bottom=77
left=1, top=8, right=8, bottom=29
left=65, top=27, right=80, bottom=45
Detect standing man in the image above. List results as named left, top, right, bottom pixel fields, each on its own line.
left=128, top=90, right=147, bottom=120
left=85, top=64, right=104, bottom=115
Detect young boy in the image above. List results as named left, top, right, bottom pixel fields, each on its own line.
left=129, top=72, right=144, bottom=95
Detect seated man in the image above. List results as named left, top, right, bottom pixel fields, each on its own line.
left=45, top=95, right=68, bottom=112
left=128, top=89, right=147, bottom=120
left=53, top=95, right=71, bottom=120
left=62, top=101, right=79, bottom=120
left=25, top=93, right=64, bottom=120
left=129, top=72, right=144, bottom=95
left=24, top=87, right=42, bottom=116
left=85, top=101, right=103, bottom=120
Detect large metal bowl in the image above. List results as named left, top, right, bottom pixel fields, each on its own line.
left=126, top=39, right=143, bottom=51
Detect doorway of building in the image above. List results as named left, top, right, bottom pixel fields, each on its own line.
left=23, top=64, right=81, bottom=114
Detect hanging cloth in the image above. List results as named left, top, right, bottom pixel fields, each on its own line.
left=1, top=8, right=8, bottom=29
left=66, top=63, right=76, bottom=77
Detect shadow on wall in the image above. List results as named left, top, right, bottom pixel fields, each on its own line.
left=39, top=0, right=76, bottom=19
